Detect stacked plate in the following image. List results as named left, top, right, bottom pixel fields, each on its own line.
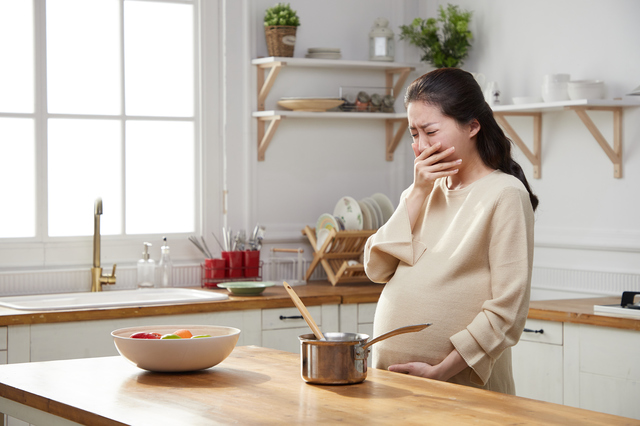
left=314, top=193, right=395, bottom=251
left=305, top=47, right=341, bottom=60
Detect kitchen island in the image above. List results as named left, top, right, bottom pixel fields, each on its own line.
left=0, top=345, right=637, bottom=425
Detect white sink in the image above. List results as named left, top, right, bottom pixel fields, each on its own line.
left=0, top=288, right=228, bottom=311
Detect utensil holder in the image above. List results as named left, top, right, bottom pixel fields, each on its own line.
left=222, top=251, right=244, bottom=278
left=243, top=250, right=261, bottom=278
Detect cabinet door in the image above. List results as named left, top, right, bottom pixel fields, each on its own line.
left=564, top=323, right=640, bottom=420
left=27, top=310, right=258, bottom=362
left=512, top=319, right=563, bottom=404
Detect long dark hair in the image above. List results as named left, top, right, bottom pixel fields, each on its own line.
left=404, top=68, right=539, bottom=211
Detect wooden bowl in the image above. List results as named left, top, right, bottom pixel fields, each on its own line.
left=277, top=98, right=344, bottom=112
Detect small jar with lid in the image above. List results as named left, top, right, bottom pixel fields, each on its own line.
left=370, top=93, right=382, bottom=112
left=381, top=94, right=395, bottom=113
left=356, top=91, right=371, bottom=112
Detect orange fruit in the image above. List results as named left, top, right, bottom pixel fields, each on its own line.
left=174, top=329, right=193, bottom=338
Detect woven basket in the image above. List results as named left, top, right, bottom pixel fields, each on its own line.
left=265, top=25, right=297, bottom=57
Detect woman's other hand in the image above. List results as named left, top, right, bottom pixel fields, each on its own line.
left=388, top=349, right=467, bottom=382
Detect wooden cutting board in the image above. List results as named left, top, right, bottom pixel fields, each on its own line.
left=0, top=346, right=636, bottom=425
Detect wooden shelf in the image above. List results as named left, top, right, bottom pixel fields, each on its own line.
left=254, top=57, right=420, bottom=161
left=493, top=98, right=640, bottom=178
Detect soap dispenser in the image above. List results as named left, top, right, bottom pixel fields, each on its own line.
left=157, top=236, right=173, bottom=288
left=137, top=242, right=155, bottom=289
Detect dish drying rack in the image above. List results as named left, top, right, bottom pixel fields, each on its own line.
left=302, top=226, right=376, bottom=286
left=268, top=248, right=306, bottom=286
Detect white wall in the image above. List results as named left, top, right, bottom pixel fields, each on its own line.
left=225, top=0, right=640, bottom=298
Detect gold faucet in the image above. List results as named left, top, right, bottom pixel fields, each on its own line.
left=91, top=198, right=116, bottom=292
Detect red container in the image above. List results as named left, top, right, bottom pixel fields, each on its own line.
left=222, top=251, right=244, bottom=278
left=243, top=250, right=261, bottom=278
left=205, top=258, right=226, bottom=279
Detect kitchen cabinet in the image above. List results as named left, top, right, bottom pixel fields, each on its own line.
left=261, top=304, right=339, bottom=353
left=252, top=57, right=421, bottom=161
left=512, top=318, right=640, bottom=420
left=512, top=319, right=564, bottom=404
left=492, top=98, right=640, bottom=178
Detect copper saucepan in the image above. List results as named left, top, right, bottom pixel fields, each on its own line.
left=298, top=323, right=431, bottom=385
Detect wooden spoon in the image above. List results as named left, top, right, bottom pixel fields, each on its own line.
left=282, top=281, right=325, bottom=340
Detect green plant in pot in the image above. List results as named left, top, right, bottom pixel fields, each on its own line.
left=264, top=3, right=300, bottom=58
left=399, top=4, right=473, bottom=68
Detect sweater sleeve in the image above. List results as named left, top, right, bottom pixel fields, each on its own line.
left=450, top=186, right=534, bottom=385
left=363, top=196, right=428, bottom=283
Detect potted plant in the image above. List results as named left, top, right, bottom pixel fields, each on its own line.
left=399, top=4, right=473, bottom=68
left=264, top=3, right=301, bottom=58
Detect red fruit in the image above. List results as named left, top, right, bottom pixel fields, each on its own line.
left=130, top=332, right=161, bottom=339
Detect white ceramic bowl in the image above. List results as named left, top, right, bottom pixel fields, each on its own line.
left=542, top=73, right=570, bottom=84
left=541, top=82, right=569, bottom=102
left=567, top=80, right=605, bottom=100
left=112, top=325, right=240, bottom=372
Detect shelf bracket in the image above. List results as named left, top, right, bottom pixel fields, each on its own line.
left=257, top=115, right=283, bottom=161
left=385, top=67, right=414, bottom=99
left=494, top=112, right=542, bottom=179
left=385, top=118, right=408, bottom=161
left=257, top=61, right=287, bottom=111
left=566, top=106, right=622, bottom=178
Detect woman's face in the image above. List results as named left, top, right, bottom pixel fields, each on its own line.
left=407, top=101, right=479, bottom=161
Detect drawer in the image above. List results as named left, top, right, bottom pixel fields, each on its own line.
left=358, top=303, right=377, bottom=324
left=262, top=306, right=322, bottom=331
left=520, top=319, right=563, bottom=345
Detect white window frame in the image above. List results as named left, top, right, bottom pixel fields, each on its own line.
left=0, top=0, right=219, bottom=270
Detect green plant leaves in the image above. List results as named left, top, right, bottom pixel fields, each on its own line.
left=399, top=4, right=473, bottom=68
left=264, top=2, right=300, bottom=27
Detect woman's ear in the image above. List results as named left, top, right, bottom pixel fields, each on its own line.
left=469, top=119, right=481, bottom=138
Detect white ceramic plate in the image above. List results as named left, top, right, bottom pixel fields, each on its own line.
left=360, top=198, right=379, bottom=229
left=316, top=213, right=339, bottom=233
left=333, top=196, right=363, bottom=231
left=316, top=228, right=332, bottom=252
left=357, top=200, right=373, bottom=230
left=364, top=197, right=383, bottom=228
left=308, top=47, right=341, bottom=53
left=371, top=193, right=394, bottom=225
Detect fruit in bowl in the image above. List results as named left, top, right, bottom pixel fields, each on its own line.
left=112, top=325, right=240, bottom=372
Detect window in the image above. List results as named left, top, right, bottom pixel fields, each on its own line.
left=0, top=0, right=199, bottom=255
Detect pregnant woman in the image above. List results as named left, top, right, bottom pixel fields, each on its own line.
left=364, top=68, right=538, bottom=394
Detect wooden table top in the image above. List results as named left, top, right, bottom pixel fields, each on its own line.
left=0, top=346, right=637, bottom=426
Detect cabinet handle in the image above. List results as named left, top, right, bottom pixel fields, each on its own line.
left=523, top=328, right=544, bottom=334
left=279, top=315, right=304, bottom=320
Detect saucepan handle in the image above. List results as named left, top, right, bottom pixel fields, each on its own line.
left=361, top=323, right=432, bottom=351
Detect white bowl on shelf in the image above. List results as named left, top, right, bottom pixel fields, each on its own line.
left=541, top=82, right=569, bottom=102
left=567, top=80, right=605, bottom=100
left=542, top=73, right=570, bottom=85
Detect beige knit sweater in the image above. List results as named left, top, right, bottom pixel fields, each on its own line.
left=364, top=170, right=534, bottom=394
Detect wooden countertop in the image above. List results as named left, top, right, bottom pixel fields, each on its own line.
left=0, top=346, right=637, bottom=426
left=0, top=282, right=637, bottom=331
left=528, top=296, right=640, bottom=331
left=0, top=281, right=384, bottom=326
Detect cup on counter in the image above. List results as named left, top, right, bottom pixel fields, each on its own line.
left=222, top=251, right=244, bottom=278
left=243, top=250, right=261, bottom=278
